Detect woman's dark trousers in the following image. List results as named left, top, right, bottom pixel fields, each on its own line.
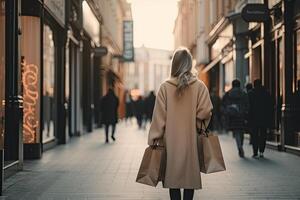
left=104, top=123, right=116, bottom=142
left=169, top=189, right=194, bottom=200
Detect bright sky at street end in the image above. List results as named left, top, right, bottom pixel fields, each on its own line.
left=128, top=0, right=179, bottom=51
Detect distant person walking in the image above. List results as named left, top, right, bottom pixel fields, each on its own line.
left=125, top=90, right=134, bottom=123
left=145, top=91, right=156, bottom=122
left=248, top=79, right=273, bottom=158
left=222, top=79, right=249, bottom=157
left=148, top=48, right=212, bottom=200
left=100, top=88, right=119, bottom=143
left=135, top=96, right=145, bottom=129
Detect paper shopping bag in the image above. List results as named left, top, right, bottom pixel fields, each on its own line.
left=198, top=133, right=226, bottom=174
left=136, top=145, right=165, bottom=187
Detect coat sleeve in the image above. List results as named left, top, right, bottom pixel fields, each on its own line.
left=148, top=84, right=167, bottom=145
left=243, top=92, right=249, bottom=115
left=196, top=82, right=213, bottom=131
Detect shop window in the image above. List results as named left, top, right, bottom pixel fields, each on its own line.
left=43, top=25, right=55, bottom=143
left=21, top=16, right=41, bottom=144
left=251, top=46, right=262, bottom=81
left=224, top=60, right=234, bottom=92
left=292, top=29, right=300, bottom=147
left=279, top=38, right=284, bottom=97
left=266, top=37, right=284, bottom=144
left=0, top=0, right=5, bottom=149
left=296, top=30, right=300, bottom=84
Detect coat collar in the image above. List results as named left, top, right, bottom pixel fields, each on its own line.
left=166, top=76, right=198, bottom=86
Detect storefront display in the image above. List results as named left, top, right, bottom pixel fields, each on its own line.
left=43, top=24, right=56, bottom=143
left=21, top=16, right=41, bottom=145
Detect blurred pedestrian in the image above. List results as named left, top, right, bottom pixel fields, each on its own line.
left=209, top=88, right=221, bottom=132
left=248, top=79, right=273, bottom=158
left=148, top=48, right=212, bottom=200
left=125, top=90, right=134, bottom=124
left=100, top=88, right=119, bottom=143
left=135, top=96, right=145, bottom=129
left=145, top=91, right=156, bottom=122
left=222, top=79, right=249, bottom=158
left=246, top=83, right=253, bottom=93
left=245, top=83, right=253, bottom=145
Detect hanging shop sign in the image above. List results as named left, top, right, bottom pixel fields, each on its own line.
left=241, top=4, right=270, bottom=23
left=82, top=1, right=100, bottom=46
left=44, top=0, right=65, bottom=26
left=94, top=46, right=108, bottom=56
left=123, top=20, right=134, bottom=62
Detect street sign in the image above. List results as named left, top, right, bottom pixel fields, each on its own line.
left=241, top=4, right=270, bottom=23
left=94, top=47, right=108, bottom=56
left=123, top=20, right=134, bottom=62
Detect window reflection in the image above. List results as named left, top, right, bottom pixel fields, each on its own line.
left=297, top=30, right=300, bottom=81
left=43, top=25, right=55, bottom=143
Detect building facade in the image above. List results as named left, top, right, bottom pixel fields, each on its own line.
left=244, top=0, right=300, bottom=153
left=174, top=0, right=300, bottom=154
left=0, top=0, right=133, bottom=193
left=95, top=0, right=133, bottom=120
left=173, top=0, right=239, bottom=87
left=1, top=0, right=23, bottom=194
left=124, top=46, right=172, bottom=96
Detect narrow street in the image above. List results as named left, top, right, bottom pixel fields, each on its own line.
left=2, top=122, right=300, bottom=200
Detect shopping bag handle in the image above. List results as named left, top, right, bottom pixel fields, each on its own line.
left=151, top=139, right=164, bottom=148
left=198, top=120, right=209, bottom=137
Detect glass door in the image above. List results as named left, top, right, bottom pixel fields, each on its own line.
left=42, top=24, right=56, bottom=143
left=65, top=42, right=70, bottom=137
left=70, top=41, right=80, bottom=136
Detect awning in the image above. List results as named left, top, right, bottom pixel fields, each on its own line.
left=201, top=55, right=222, bottom=73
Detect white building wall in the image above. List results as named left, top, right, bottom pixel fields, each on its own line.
left=124, top=46, right=172, bottom=96
left=196, top=0, right=209, bottom=65
left=138, top=62, right=145, bottom=95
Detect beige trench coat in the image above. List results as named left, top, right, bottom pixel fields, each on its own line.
left=148, top=77, right=212, bottom=189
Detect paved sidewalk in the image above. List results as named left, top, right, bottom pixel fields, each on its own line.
left=2, top=122, right=300, bottom=200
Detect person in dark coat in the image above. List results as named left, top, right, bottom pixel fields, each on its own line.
left=125, top=90, right=134, bottom=123
left=245, top=83, right=253, bottom=145
left=100, top=88, right=119, bottom=143
left=134, top=96, right=145, bottom=129
left=145, top=91, right=156, bottom=122
left=248, top=79, right=273, bottom=158
left=222, top=79, right=249, bottom=157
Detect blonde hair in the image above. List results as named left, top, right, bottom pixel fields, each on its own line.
left=171, top=47, right=194, bottom=96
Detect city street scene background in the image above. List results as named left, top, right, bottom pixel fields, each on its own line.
left=0, top=0, right=300, bottom=199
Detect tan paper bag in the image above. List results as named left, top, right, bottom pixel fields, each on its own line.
left=136, top=145, right=165, bottom=187
left=198, top=133, right=226, bottom=174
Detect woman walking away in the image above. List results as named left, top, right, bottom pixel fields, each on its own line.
left=148, top=47, right=213, bottom=200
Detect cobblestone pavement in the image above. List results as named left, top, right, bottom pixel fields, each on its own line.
left=2, top=121, right=300, bottom=200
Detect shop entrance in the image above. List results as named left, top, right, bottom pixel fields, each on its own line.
left=69, top=40, right=82, bottom=136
